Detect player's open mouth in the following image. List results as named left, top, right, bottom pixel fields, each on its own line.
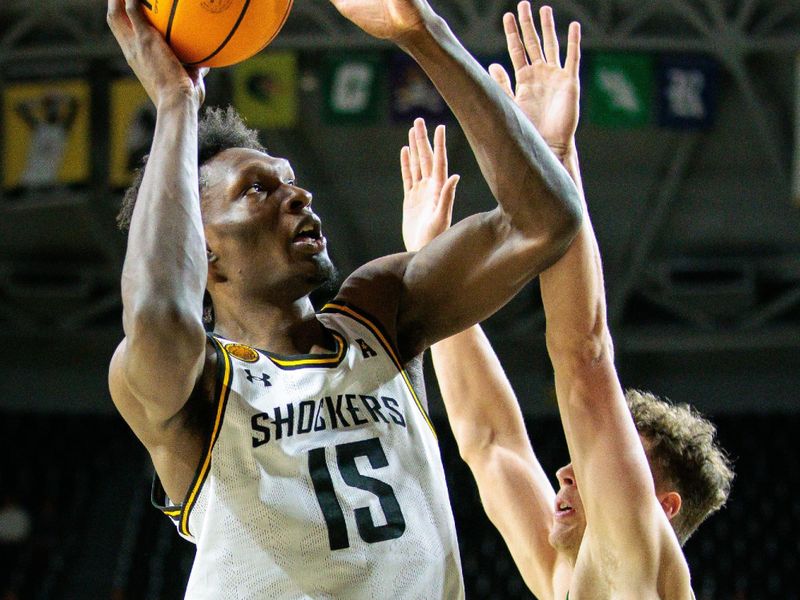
left=555, top=500, right=575, bottom=518
left=292, top=220, right=326, bottom=253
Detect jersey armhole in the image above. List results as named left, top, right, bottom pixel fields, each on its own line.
left=150, top=334, right=233, bottom=540
left=151, top=474, right=182, bottom=520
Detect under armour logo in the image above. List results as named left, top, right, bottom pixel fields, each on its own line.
left=356, top=338, right=377, bottom=359
left=244, top=369, right=271, bottom=387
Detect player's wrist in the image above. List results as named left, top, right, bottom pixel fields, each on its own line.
left=395, top=10, right=445, bottom=55
left=548, top=139, right=577, bottom=163
left=156, top=85, right=202, bottom=114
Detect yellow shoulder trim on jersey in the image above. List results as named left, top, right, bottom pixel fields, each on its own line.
left=179, top=336, right=233, bottom=538
left=321, top=302, right=436, bottom=439
left=266, top=331, right=347, bottom=368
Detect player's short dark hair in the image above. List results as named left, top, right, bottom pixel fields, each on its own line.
left=116, top=105, right=265, bottom=232
left=627, top=390, right=734, bottom=545
left=117, top=106, right=265, bottom=329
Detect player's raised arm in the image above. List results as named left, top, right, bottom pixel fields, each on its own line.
left=499, top=4, right=690, bottom=587
left=107, top=0, right=209, bottom=429
left=329, top=0, right=582, bottom=357
left=399, top=123, right=560, bottom=598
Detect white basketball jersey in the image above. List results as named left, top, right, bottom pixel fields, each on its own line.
left=153, top=302, right=464, bottom=600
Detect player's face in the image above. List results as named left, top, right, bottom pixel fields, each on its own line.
left=200, top=148, right=335, bottom=297
left=549, top=462, right=587, bottom=555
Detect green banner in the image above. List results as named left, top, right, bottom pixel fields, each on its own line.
left=233, top=52, right=298, bottom=130
left=321, top=52, right=382, bottom=125
left=588, top=52, right=653, bottom=128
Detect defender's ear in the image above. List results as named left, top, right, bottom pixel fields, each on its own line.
left=658, top=491, right=682, bottom=520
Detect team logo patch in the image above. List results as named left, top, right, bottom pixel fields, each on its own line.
left=201, top=0, right=233, bottom=13
left=225, top=343, right=259, bottom=363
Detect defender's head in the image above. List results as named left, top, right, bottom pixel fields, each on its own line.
left=118, top=107, right=336, bottom=326
left=549, top=390, right=734, bottom=554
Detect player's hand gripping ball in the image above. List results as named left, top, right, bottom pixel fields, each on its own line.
left=139, top=0, right=293, bottom=68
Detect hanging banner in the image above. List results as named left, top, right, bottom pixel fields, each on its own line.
left=656, top=54, right=718, bottom=130
left=321, top=51, right=383, bottom=125
left=588, top=52, right=653, bottom=128
left=794, top=53, right=800, bottom=206
left=2, top=80, right=90, bottom=189
left=232, top=51, right=298, bottom=129
left=109, top=78, right=155, bottom=187
left=389, top=52, right=451, bottom=124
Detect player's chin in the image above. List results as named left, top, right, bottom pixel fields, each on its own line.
left=307, top=253, right=339, bottom=289
left=549, top=521, right=585, bottom=553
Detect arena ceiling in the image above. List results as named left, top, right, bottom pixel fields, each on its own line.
left=1, top=0, right=799, bottom=414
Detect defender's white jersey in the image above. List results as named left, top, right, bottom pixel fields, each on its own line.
left=154, top=302, right=464, bottom=600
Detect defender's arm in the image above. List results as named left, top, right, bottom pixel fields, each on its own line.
left=512, top=8, right=690, bottom=583
left=432, top=328, right=561, bottom=599
left=395, top=124, right=562, bottom=598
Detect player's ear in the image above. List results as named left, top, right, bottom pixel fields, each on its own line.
left=658, top=491, right=682, bottom=520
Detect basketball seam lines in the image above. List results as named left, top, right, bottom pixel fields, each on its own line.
left=165, top=0, right=180, bottom=44
left=186, top=0, right=251, bottom=66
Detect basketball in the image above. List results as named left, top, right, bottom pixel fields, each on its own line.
left=139, top=0, right=293, bottom=68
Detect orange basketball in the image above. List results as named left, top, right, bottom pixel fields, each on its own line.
left=139, top=0, right=293, bottom=68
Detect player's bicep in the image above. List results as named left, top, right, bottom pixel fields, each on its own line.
left=109, top=333, right=205, bottom=431
left=469, top=445, right=559, bottom=599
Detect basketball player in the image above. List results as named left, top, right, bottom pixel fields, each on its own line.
left=105, top=0, right=583, bottom=597
left=402, top=4, right=734, bottom=599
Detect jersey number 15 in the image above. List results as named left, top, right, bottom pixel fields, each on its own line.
left=308, top=437, right=407, bottom=551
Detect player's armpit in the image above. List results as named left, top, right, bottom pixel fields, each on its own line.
left=109, top=323, right=207, bottom=432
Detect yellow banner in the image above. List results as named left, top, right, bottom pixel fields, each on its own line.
left=109, top=78, right=154, bottom=188
left=3, top=80, right=90, bottom=189
left=233, top=52, right=298, bottom=129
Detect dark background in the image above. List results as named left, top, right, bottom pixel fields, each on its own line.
left=1, top=0, right=799, bottom=598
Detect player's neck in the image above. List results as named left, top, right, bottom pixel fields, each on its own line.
left=559, top=547, right=579, bottom=569
left=212, top=294, right=329, bottom=355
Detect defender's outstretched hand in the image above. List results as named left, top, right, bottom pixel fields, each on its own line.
left=107, top=0, right=206, bottom=108
left=489, top=2, right=580, bottom=159
left=328, top=0, right=434, bottom=42
left=401, top=118, right=460, bottom=252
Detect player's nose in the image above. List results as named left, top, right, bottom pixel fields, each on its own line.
left=281, top=184, right=312, bottom=213
left=556, top=463, right=576, bottom=487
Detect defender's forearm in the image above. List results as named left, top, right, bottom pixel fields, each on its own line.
left=401, top=16, right=581, bottom=248
left=540, top=150, right=610, bottom=364
left=431, top=325, right=559, bottom=598
left=431, top=325, right=529, bottom=461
